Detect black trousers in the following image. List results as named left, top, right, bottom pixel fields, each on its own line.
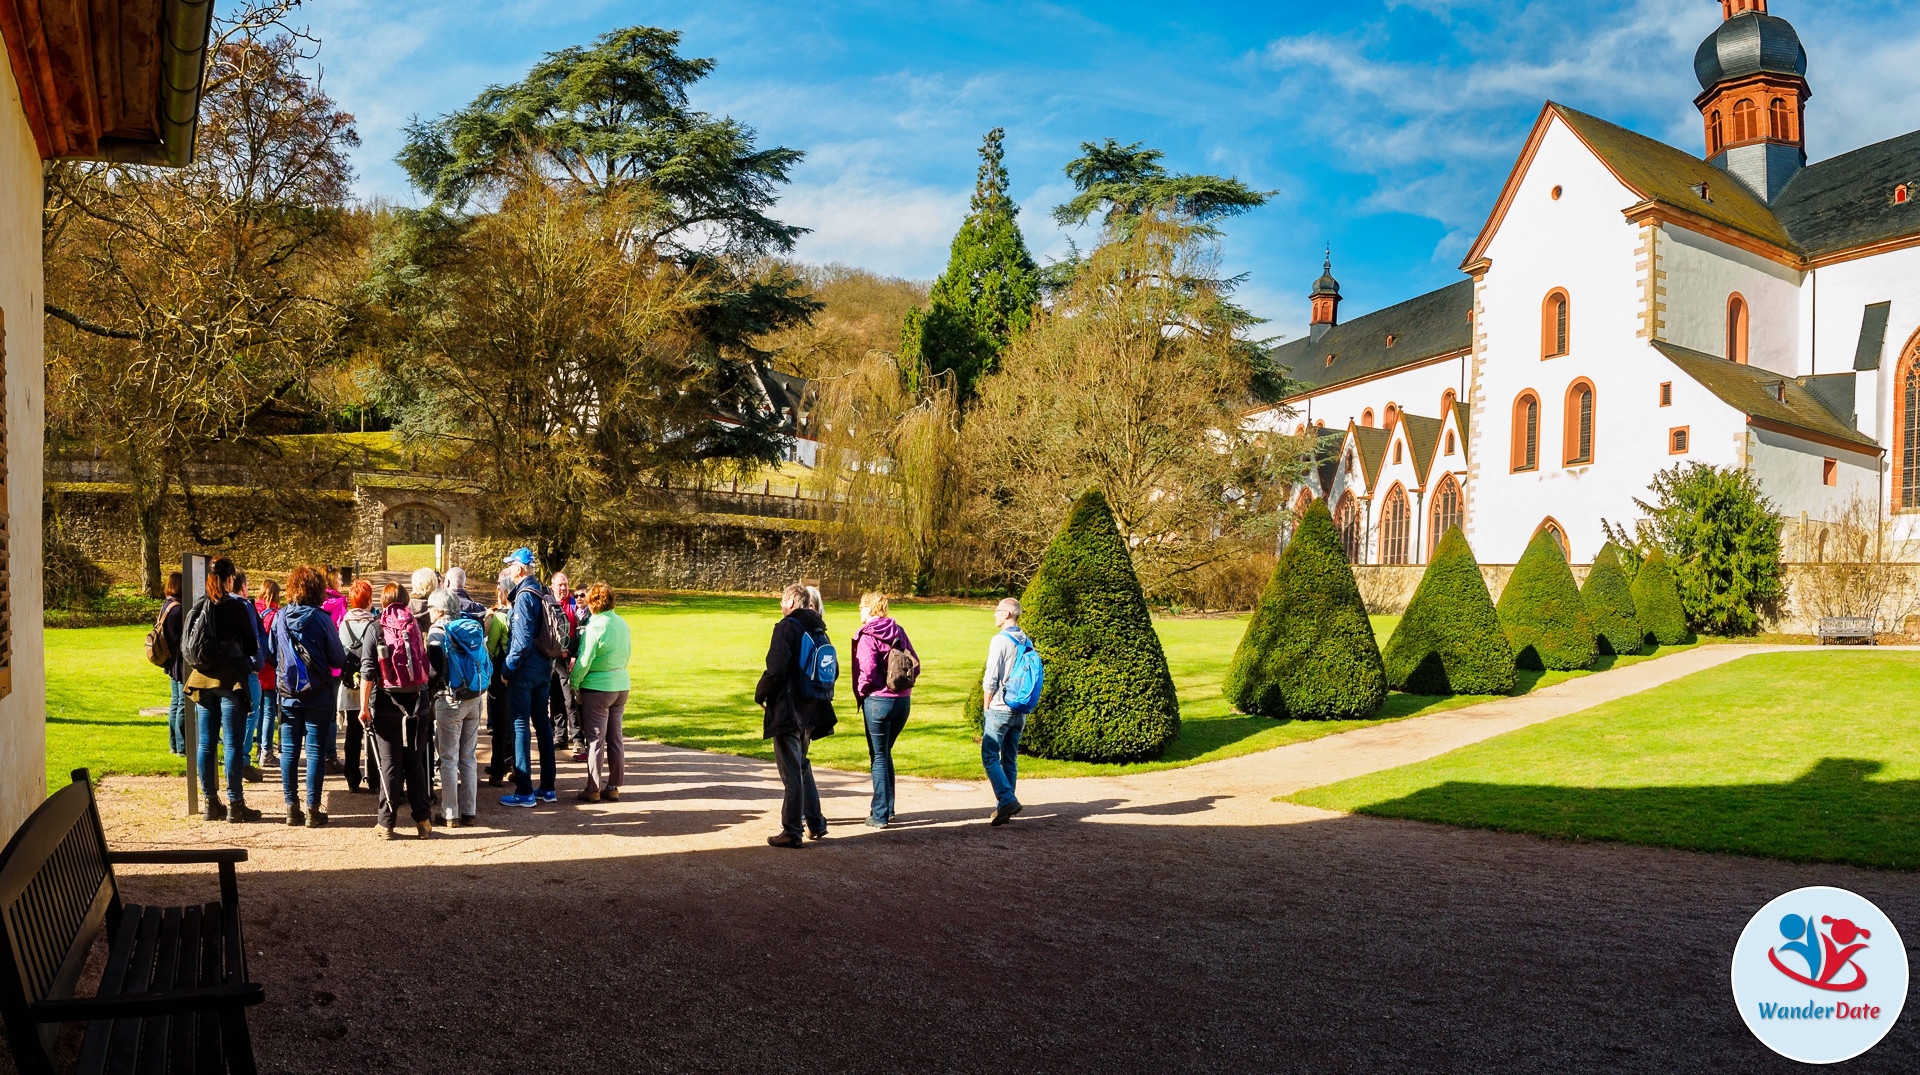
left=367, top=692, right=431, bottom=828
left=345, top=708, right=380, bottom=793
left=486, top=680, right=512, bottom=779
left=550, top=667, right=582, bottom=749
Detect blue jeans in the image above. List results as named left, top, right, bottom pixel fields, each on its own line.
left=241, top=675, right=263, bottom=760
left=509, top=675, right=554, bottom=796
left=863, top=695, right=912, bottom=822
left=251, top=683, right=280, bottom=759
left=981, top=707, right=1025, bottom=808
left=168, top=679, right=187, bottom=754
left=279, top=717, right=327, bottom=810
left=196, top=688, right=249, bottom=802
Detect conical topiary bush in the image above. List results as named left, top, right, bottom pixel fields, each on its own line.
left=1497, top=530, right=1597, bottom=671
left=1224, top=499, right=1386, bottom=720
left=1631, top=547, right=1689, bottom=646
left=1582, top=543, right=1643, bottom=656
left=1382, top=527, right=1514, bottom=695
left=1001, top=488, right=1181, bottom=762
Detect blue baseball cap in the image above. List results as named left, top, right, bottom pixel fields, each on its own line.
left=502, top=547, right=535, bottom=566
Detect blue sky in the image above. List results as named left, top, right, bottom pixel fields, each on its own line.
left=301, top=1, right=1918, bottom=343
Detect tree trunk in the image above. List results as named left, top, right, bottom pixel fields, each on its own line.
left=136, top=493, right=165, bottom=597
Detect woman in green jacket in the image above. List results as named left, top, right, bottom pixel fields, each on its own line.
left=571, top=583, right=631, bottom=802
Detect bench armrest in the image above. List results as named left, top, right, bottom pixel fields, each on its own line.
left=106, top=848, right=248, bottom=865
left=30, top=982, right=265, bottom=1022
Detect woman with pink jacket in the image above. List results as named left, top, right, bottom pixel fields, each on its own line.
left=851, top=593, right=919, bottom=828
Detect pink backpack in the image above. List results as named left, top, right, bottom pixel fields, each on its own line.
left=377, top=605, right=430, bottom=691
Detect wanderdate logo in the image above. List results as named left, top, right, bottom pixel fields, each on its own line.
left=1732, top=887, right=1908, bottom=1064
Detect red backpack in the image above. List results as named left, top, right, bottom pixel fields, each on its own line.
left=376, top=604, right=431, bottom=691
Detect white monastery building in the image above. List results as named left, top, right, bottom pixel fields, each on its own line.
left=1251, top=0, right=1919, bottom=567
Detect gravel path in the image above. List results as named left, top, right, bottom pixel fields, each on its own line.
left=74, top=647, right=1918, bottom=1073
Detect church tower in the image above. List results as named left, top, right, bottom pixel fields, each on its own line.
left=1694, top=0, right=1809, bottom=203
left=1309, top=252, right=1340, bottom=343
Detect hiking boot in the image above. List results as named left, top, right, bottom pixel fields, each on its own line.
left=262, top=752, right=280, bottom=768
left=416, top=820, right=433, bottom=839
left=571, top=751, right=587, bottom=763
left=486, top=774, right=505, bottom=788
left=989, top=804, right=1012, bottom=827
left=285, top=808, right=305, bottom=827
left=601, top=788, right=620, bottom=803
left=459, top=814, right=477, bottom=827
left=1008, top=802, right=1024, bottom=818
left=443, top=815, right=462, bottom=829
left=766, top=833, right=803, bottom=849
left=807, top=827, right=828, bottom=841
left=325, top=757, right=344, bottom=775
left=577, top=788, right=601, bottom=803
left=228, top=800, right=262, bottom=823
left=864, top=818, right=889, bottom=829
left=349, top=784, right=373, bottom=795
left=203, top=799, right=228, bottom=823
left=371, top=826, right=394, bottom=840
left=306, top=811, right=329, bottom=829
left=242, top=765, right=266, bottom=784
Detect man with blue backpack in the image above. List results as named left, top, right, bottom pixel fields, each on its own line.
left=981, top=597, right=1044, bottom=826
left=427, top=588, right=491, bottom=828
left=755, top=582, right=838, bottom=848
left=499, top=550, right=569, bottom=808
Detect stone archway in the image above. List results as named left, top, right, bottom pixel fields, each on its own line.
left=353, top=481, right=481, bottom=575
left=382, top=503, right=449, bottom=572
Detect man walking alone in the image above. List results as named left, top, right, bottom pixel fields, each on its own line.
left=981, top=597, right=1033, bottom=826
left=756, top=583, right=836, bottom=847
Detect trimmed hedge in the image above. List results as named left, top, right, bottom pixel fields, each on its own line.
left=1582, top=543, right=1644, bottom=656
left=1497, top=530, right=1597, bottom=671
left=1224, top=499, right=1386, bottom=720
left=1382, top=527, right=1514, bottom=695
left=990, top=488, right=1181, bottom=762
left=1631, top=547, right=1690, bottom=646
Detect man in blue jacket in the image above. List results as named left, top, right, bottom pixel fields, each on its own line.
left=500, top=549, right=557, bottom=807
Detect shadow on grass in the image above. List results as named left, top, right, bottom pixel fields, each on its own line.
left=1344, top=758, right=1919, bottom=870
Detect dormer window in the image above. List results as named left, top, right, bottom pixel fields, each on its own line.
left=1774, top=382, right=1788, bottom=404
left=1897, top=185, right=1911, bottom=206
left=1385, top=334, right=1397, bottom=348
left=1325, top=353, right=1336, bottom=367
left=1692, top=182, right=1712, bottom=203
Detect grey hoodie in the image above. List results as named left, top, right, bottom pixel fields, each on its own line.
left=982, top=625, right=1032, bottom=712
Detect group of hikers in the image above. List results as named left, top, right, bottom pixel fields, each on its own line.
left=151, top=556, right=1047, bottom=843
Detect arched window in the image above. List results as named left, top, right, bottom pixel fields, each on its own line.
left=1769, top=97, right=1792, bottom=141
left=1392, top=441, right=1403, bottom=464
left=1563, top=380, right=1595, bottom=465
left=1541, top=289, right=1570, bottom=358
left=1379, top=485, right=1410, bottom=565
left=1727, top=293, right=1749, bottom=364
left=1708, top=110, right=1724, bottom=155
left=1428, top=474, right=1462, bottom=559
left=1733, top=99, right=1759, bottom=143
left=1535, top=519, right=1570, bottom=561
left=1899, top=333, right=1920, bottom=509
left=1511, top=391, right=1540, bottom=472
left=1295, top=488, right=1315, bottom=515
left=1361, top=408, right=1375, bottom=428
left=1335, top=493, right=1363, bottom=563
left=1384, top=403, right=1400, bottom=432
left=1445, top=431, right=1457, bottom=456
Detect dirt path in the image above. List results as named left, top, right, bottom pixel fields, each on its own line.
left=74, top=646, right=1919, bottom=1073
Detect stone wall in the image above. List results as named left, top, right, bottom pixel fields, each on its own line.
left=582, top=516, right=841, bottom=595
left=52, top=487, right=357, bottom=578
left=1354, top=564, right=1592, bottom=615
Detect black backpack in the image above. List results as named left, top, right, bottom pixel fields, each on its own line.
left=532, top=591, right=572, bottom=660
left=181, top=597, right=227, bottom=675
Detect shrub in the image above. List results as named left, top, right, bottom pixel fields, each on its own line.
left=1631, top=547, right=1689, bottom=645
left=1497, top=530, right=1596, bottom=671
left=1381, top=527, right=1513, bottom=695
left=44, top=531, right=110, bottom=611
left=1603, top=463, right=1782, bottom=635
left=1582, top=543, right=1644, bottom=656
left=1002, top=488, right=1180, bottom=762
left=1224, top=499, right=1386, bottom=720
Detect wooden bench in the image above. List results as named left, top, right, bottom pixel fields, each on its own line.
left=0, top=769, right=263, bottom=1075
left=1816, top=617, right=1876, bottom=645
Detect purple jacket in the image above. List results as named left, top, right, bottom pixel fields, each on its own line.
left=852, top=616, right=917, bottom=700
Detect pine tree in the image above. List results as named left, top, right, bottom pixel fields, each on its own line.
left=1002, top=488, right=1181, bottom=762
left=1225, top=500, right=1386, bottom=720
left=1631, top=547, right=1690, bottom=646
left=1382, top=527, right=1514, bottom=695
left=1582, top=543, right=1644, bottom=656
left=902, top=128, right=1041, bottom=397
left=1497, top=531, right=1597, bottom=671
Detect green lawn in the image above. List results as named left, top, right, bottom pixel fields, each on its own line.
left=1288, top=651, right=1920, bottom=870
left=385, top=543, right=440, bottom=572
left=42, top=596, right=1694, bottom=788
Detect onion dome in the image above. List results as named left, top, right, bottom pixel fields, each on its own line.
left=1311, top=252, right=1340, bottom=297
left=1695, top=12, right=1807, bottom=91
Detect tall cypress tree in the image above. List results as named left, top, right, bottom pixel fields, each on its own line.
left=902, top=128, right=1041, bottom=397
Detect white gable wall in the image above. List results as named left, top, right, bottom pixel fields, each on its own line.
left=1659, top=224, right=1802, bottom=375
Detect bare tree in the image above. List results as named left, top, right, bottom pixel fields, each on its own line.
left=44, top=2, right=361, bottom=593
left=1785, top=495, right=1920, bottom=632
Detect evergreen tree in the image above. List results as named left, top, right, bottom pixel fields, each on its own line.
left=1631, top=548, right=1690, bottom=645
left=1582, top=543, right=1644, bottom=656
left=1225, top=500, right=1386, bottom=720
left=1497, top=531, right=1597, bottom=671
left=901, top=128, right=1041, bottom=397
left=1382, top=528, right=1514, bottom=695
left=1004, top=488, right=1181, bottom=762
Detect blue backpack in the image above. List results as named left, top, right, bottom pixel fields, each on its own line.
left=273, top=613, right=322, bottom=702
left=796, top=629, right=839, bottom=701
left=441, top=617, right=493, bottom=701
left=1000, top=630, right=1045, bottom=714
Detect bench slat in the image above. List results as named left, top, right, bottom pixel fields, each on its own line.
left=164, top=905, right=202, bottom=1075
left=199, top=903, right=228, bottom=1070
left=121, top=907, right=178, bottom=1075
left=74, top=908, right=141, bottom=1075
left=101, top=907, right=162, bottom=1075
